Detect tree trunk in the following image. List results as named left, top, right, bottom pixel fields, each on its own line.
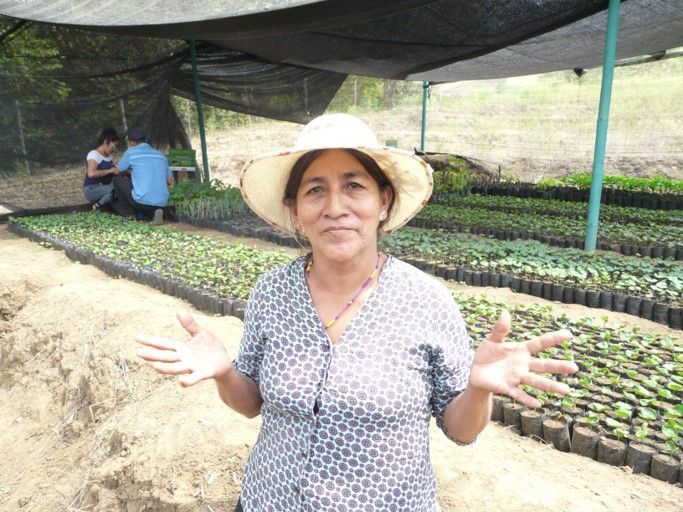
left=383, top=80, right=397, bottom=108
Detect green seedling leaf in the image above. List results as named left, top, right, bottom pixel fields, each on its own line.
left=605, top=417, right=624, bottom=429
left=657, top=388, right=674, bottom=400
left=588, top=403, right=607, bottom=413
left=615, top=409, right=631, bottom=420
left=666, top=404, right=683, bottom=418
left=613, top=427, right=628, bottom=440
left=561, top=397, right=576, bottom=410
left=623, top=391, right=637, bottom=402
left=661, top=424, right=678, bottom=439
left=635, top=422, right=649, bottom=442
left=667, top=381, right=683, bottom=392
left=634, top=385, right=652, bottom=398
left=638, top=407, right=657, bottom=421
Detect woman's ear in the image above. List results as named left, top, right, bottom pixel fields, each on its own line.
left=288, top=204, right=300, bottom=231
left=380, top=186, right=393, bottom=214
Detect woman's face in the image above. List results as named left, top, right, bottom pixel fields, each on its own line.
left=291, top=149, right=392, bottom=264
left=101, top=140, right=118, bottom=157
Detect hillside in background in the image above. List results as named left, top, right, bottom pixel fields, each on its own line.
left=190, top=56, right=682, bottom=185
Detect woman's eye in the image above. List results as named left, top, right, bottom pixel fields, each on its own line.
left=347, top=182, right=363, bottom=190
left=306, top=186, right=323, bottom=195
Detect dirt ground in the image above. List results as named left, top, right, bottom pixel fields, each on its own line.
left=1, top=223, right=682, bottom=512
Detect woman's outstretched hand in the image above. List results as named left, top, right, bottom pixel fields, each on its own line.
left=468, top=310, right=578, bottom=408
left=136, top=310, right=232, bottom=387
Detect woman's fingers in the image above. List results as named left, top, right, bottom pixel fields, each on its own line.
left=506, top=386, right=542, bottom=409
left=136, top=346, right=181, bottom=363
left=525, top=330, right=573, bottom=354
left=135, top=333, right=179, bottom=351
left=177, top=310, right=201, bottom=336
left=487, top=310, right=512, bottom=343
left=521, top=373, right=571, bottom=396
left=528, top=358, right=579, bottom=375
left=151, top=361, right=192, bottom=375
left=178, top=371, right=207, bottom=387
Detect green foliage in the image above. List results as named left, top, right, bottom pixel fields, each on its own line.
left=11, top=213, right=288, bottom=299
left=170, top=178, right=228, bottom=203
left=381, top=228, right=683, bottom=306
left=634, top=422, right=649, bottom=442
left=0, top=21, right=68, bottom=103
left=435, top=193, right=683, bottom=226
left=560, top=396, right=576, bottom=410
left=174, top=96, right=254, bottom=131
left=0, top=17, right=181, bottom=169
left=417, top=202, right=683, bottom=247
left=327, top=76, right=419, bottom=112
left=170, top=179, right=248, bottom=219
left=537, top=173, right=683, bottom=194
left=432, top=157, right=474, bottom=194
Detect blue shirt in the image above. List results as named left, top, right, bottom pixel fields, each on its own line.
left=118, top=143, right=172, bottom=207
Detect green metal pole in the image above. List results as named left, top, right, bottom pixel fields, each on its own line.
left=584, top=0, right=620, bottom=251
left=190, top=39, right=210, bottom=182
left=420, top=81, right=429, bottom=152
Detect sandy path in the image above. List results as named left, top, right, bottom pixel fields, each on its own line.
left=0, top=224, right=681, bottom=511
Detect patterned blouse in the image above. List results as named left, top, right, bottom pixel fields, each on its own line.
left=233, top=255, right=473, bottom=512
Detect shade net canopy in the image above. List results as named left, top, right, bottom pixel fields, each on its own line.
left=0, top=21, right=344, bottom=165
left=0, top=0, right=681, bottom=212
left=1, top=0, right=681, bottom=79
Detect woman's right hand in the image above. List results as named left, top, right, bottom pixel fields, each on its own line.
left=136, top=310, right=232, bottom=387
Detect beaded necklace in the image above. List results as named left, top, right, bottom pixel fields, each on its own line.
left=305, top=253, right=381, bottom=330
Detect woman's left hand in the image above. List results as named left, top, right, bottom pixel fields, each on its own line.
left=468, top=310, right=578, bottom=408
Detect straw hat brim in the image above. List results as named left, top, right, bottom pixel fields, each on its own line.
left=239, top=146, right=433, bottom=235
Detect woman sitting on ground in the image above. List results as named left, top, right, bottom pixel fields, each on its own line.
left=83, top=127, right=119, bottom=211
left=136, top=114, right=578, bottom=512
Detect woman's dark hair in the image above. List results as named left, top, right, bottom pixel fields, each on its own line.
left=97, top=127, right=119, bottom=146
left=283, top=148, right=396, bottom=230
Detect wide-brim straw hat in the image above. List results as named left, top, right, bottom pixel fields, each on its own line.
left=239, top=113, right=433, bottom=235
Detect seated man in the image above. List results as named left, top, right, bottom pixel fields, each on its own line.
left=111, top=127, right=173, bottom=224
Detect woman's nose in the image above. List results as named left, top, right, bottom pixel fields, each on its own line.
left=323, top=189, right=347, bottom=216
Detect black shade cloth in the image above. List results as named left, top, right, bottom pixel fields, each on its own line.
left=0, top=25, right=345, bottom=167
left=0, top=0, right=680, bottom=188
left=1, top=0, right=681, bottom=79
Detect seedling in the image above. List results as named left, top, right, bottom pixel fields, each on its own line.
left=637, top=407, right=657, bottom=421
left=614, top=402, right=633, bottom=420
left=634, top=422, right=649, bottom=442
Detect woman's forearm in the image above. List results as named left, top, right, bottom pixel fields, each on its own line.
left=214, top=364, right=263, bottom=418
left=443, top=384, right=492, bottom=444
left=86, top=166, right=115, bottom=178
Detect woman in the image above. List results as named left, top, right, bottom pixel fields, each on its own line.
left=83, top=127, right=119, bottom=210
left=136, top=114, right=578, bottom=512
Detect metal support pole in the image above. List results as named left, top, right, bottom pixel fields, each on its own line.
left=118, top=98, right=128, bottom=135
left=584, top=0, right=620, bottom=251
left=14, top=99, right=29, bottom=175
left=190, top=39, right=210, bottom=182
left=185, top=99, right=192, bottom=136
left=353, top=78, right=358, bottom=108
left=420, top=81, right=429, bottom=152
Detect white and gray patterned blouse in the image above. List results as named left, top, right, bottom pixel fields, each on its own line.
left=233, top=254, right=473, bottom=512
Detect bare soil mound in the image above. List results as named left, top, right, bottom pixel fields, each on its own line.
left=1, top=225, right=681, bottom=511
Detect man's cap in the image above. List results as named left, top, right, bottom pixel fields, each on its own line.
left=127, top=127, right=146, bottom=143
